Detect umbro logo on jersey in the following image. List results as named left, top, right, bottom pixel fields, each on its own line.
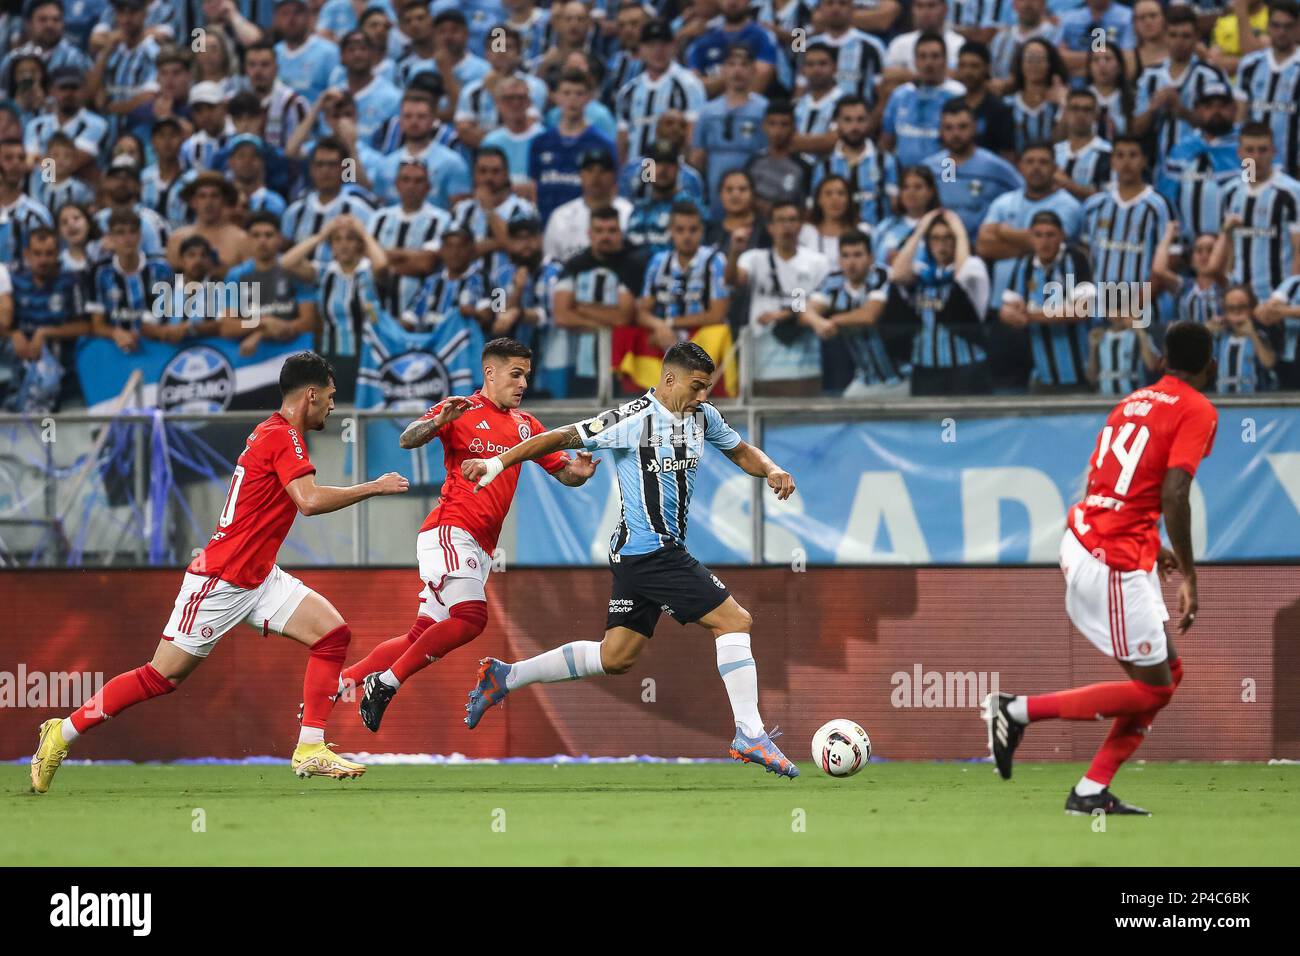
left=475, top=420, right=491, bottom=430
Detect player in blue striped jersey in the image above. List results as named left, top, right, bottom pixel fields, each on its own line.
left=1054, top=89, right=1112, bottom=202
left=1132, top=7, right=1229, bottom=168
left=462, top=340, right=800, bottom=777
left=615, top=20, right=707, bottom=165
left=997, top=210, right=1095, bottom=391
left=1259, top=271, right=1300, bottom=388
left=1157, top=84, right=1240, bottom=243
left=1214, top=123, right=1300, bottom=303
left=371, top=162, right=453, bottom=318
left=273, top=0, right=341, bottom=104
left=880, top=34, right=967, bottom=167
left=806, top=229, right=904, bottom=395
left=1234, top=1, right=1300, bottom=176
left=924, top=99, right=1025, bottom=237
left=814, top=96, right=900, bottom=230
left=1080, top=136, right=1174, bottom=324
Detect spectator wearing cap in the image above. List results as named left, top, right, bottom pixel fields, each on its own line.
left=617, top=109, right=708, bottom=211
left=690, top=44, right=768, bottom=224
left=1157, top=82, right=1240, bottom=246
left=142, top=116, right=187, bottom=225
left=23, top=64, right=107, bottom=171
left=180, top=81, right=234, bottom=172
left=87, top=207, right=174, bottom=353
left=242, top=40, right=310, bottom=154
left=370, top=159, right=453, bottom=318
left=544, top=146, right=632, bottom=263
left=429, top=0, right=511, bottom=56
left=227, top=134, right=288, bottom=220
left=85, top=0, right=162, bottom=144
left=2, top=226, right=88, bottom=413
left=997, top=209, right=1096, bottom=394
left=479, top=75, right=547, bottom=196
left=454, top=24, right=548, bottom=150
left=210, top=92, right=297, bottom=202
left=328, top=30, right=403, bottom=146
left=0, top=1, right=93, bottom=93
left=1132, top=5, right=1229, bottom=164
left=449, top=146, right=539, bottom=270
left=397, top=8, right=490, bottom=110
left=0, top=137, right=54, bottom=264
left=480, top=214, right=552, bottom=350
left=221, top=210, right=321, bottom=357
left=361, top=87, right=471, bottom=208
left=614, top=19, right=705, bottom=166
left=626, top=140, right=698, bottom=255
left=167, top=169, right=252, bottom=273
left=27, top=131, right=94, bottom=212
left=273, top=0, right=341, bottom=104
left=528, top=68, right=616, bottom=222
left=685, top=0, right=778, bottom=98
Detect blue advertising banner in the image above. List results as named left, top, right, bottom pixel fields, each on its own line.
left=506, top=409, right=1300, bottom=565
left=75, top=334, right=314, bottom=414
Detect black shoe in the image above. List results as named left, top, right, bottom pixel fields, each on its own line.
left=982, top=692, right=1025, bottom=780
left=1065, top=788, right=1151, bottom=816
left=359, top=672, right=397, bottom=732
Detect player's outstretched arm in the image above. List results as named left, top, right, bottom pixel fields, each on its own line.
left=722, top=441, right=795, bottom=500
left=462, top=424, right=586, bottom=487
left=1161, top=466, right=1197, bottom=633
left=399, top=396, right=475, bottom=449
left=286, top=472, right=409, bottom=517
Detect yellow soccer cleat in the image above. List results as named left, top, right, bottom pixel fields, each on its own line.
left=30, top=718, right=70, bottom=794
left=290, top=742, right=366, bottom=780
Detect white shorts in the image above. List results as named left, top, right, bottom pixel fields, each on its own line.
left=416, top=525, right=492, bottom=621
left=162, top=565, right=310, bottom=658
left=1059, top=530, right=1169, bottom=667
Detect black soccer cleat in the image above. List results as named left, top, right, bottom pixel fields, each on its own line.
left=1065, top=788, right=1151, bottom=816
left=359, top=672, right=397, bottom=733
left=982, top=691, right=1025, bottom=780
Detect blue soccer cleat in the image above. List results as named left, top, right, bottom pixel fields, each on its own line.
left=729, top=725, right=799, bottom=778
left=465, top=657, right=512, bottom=729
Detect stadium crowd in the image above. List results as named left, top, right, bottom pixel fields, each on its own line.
left=1, top=0, right=1300, bottom=411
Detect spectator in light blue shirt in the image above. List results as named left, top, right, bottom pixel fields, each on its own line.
left=273, top=0, right=340, bottom=104
left=880, top=33, right=967, bottom=168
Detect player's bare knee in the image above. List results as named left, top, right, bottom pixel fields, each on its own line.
left=600, top=644, right=638, bottom=675
left=712, top=604, right=752, bottom=635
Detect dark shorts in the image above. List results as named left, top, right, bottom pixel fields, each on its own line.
left=605, top=544, right=732, bottom=637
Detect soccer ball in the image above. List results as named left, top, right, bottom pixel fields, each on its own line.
left=811, top=719, right=871, bottom=777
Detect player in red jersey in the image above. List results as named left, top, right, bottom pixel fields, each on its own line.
left=340, top=337, right=600, bottom=730
left=29, top=353, right=410, bottom=793
left=984, top=321, right=1219, bottom=815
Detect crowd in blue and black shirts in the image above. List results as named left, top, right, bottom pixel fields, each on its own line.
left=3, top=0, right=1300, bottom=411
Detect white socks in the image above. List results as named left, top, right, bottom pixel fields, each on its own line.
left=379, top=669, right=400, bottom=690
left=716, top=633, right=763, bottom=738
left=507, top=641, right=606, bottom=689
left=1075, top=775, right=1107, bottom=797
left=1008, top=696, right=1029, bottom=724
left=298, top=726, right=324, bottom=744
left=60, top=718, right=80, bottom=743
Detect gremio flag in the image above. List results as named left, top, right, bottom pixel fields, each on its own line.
left=355, top=311, right=482, bottom=484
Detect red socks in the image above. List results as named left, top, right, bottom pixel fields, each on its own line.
left=341, top=617, right=433, bottom=688
left=390, top=601, right=488, bottom=684
left=69, top=663, right=176, bottom=734
left=1026, top=676, right=1175, bottom=721
left=1085, top=658, right=1185, bottom=785
left=301, top=624, right=351, bottom=730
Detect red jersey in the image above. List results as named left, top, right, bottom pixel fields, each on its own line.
left=1070, top=375, right=1217, bottom=572
left=189, top=413, right=317, bottom=588
left=419, top=392, right=571, bottom=551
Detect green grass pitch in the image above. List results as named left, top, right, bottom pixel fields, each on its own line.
left=3, top=762, right=1296, bottom=866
